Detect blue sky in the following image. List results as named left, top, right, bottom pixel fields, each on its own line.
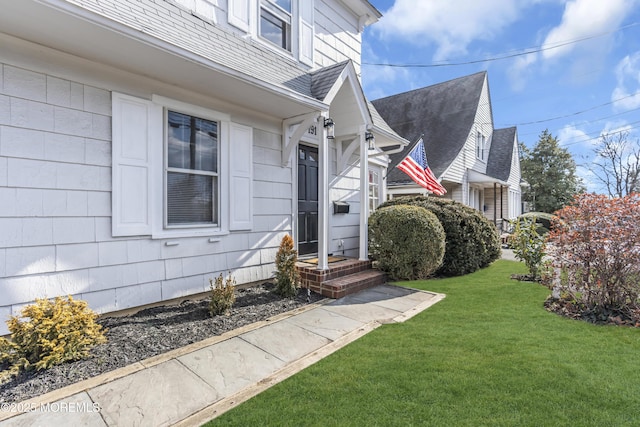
left=361, top=0, right=640, bottom=192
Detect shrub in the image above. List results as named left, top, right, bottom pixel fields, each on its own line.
left=543, top=193, right=640, bottom=325
left=378, top=196, right=501, bottom=276
left=516, top=212, right=555, bottom=235
left=509, top=216, right=546, bottom=280
left=368, top=204, right=445, bottom=280
left=274, top=234, right=300, bottom=298
left=0, top=296, right=106, bottom=383
left=209, top=272, right=236, bottom=316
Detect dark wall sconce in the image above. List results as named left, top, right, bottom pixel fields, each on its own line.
left=324, top=117, right=335, bottom=139
left=365, top=131, right=375, bottom=150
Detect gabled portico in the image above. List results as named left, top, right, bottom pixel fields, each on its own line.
left=282, top=60, right=407, bottom=271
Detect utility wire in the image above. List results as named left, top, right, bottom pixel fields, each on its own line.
left=560, top=121, right=640, bottom=147
left=517, top=106, right=640, bottom=138
left=364, top=22, right=640, bottom=68
left=508, top=91, right=640, bottom=126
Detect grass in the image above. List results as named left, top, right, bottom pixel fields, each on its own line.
left=207, top=260, right=640, bottom=426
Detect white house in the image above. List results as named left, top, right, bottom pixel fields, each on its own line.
left=0, top=0, right=407, bottom=334
left=372, top=71, right=523, bottom=228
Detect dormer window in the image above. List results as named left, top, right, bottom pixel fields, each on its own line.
left=260, top=0, right=292, bottom=51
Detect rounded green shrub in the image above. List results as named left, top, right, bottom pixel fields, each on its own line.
left=368, top=204, right=445, bottom=280
left=378, top=196, right=501, bottom=276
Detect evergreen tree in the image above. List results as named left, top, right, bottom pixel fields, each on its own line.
left=520, top=129, right=583, bottom=213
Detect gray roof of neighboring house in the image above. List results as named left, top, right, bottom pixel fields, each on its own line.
left=487, top=127, right=517, bottom=182
left=368, top=101, right=401, bottom=137
left=372, top=71, right=487, bottom=184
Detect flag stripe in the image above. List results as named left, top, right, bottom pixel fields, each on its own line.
left=396, top=139, right=447, bottom=196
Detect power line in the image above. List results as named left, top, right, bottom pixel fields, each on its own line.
left=509, top=91, right=640, bottom=126
left=560, top=121, right=640, bottom=148
left=516, top=106, right=640, bottom=138
left=364, top=22, right=640, bottom=68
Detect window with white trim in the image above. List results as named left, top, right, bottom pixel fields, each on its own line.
left=260, top=0, right=292, bottom=51
left=476, top=131, right=486, bottom=161
left=166, top=110, right=219, bottom=227
left=112, top=92, right=254, bottom=238
left=228, top=0, right=314, bottom=66
left=369, top=170, right=379, bottom=212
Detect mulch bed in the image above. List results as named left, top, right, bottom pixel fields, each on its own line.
left=0, top=283, right=323, bottom=404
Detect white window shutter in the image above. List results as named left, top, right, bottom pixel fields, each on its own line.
left=299, top=0, right=314, bottom=66
left=228, top=0, right=250, bottom=32
left=112, top=93, right=157, bottom=236
left=229, top=123, right=253, bottom=231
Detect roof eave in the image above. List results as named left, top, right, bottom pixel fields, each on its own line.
left=0, top=0, right=328, bottom=118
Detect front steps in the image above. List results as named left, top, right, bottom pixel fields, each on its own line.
left=296, top=258, right=387, bottom=299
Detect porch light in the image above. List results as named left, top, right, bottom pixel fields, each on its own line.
left=324, top=117, right=335, bottom=139
left=366, top=131, right=375, bottom=150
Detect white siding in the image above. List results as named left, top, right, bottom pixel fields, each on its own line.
left=329, top=146, right=361, bottom=257
left=0, top=54, right=292, bottom=335
left=441, top=75, right=493, bottom=185
left=315, top=0, right=364, bottom=74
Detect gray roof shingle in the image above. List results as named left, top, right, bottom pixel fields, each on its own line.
left=310, top=60, right=350, bottom=101
left=486, top=127, right=517, bottom=182
left=372, top=71, right=487, bottom=184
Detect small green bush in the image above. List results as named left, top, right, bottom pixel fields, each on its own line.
left=0, top=296, right=106, bottom=383
left=509, top=216, right=546, bottom=280
left=378, top=196, right=501, bottom=276
left=369, top=204, right=445, bottom=280
left=516, top=212, right=555, bottom=235
left=209, top=272, right=236, bottom=316
left=274, top=234, right=300, bottom=298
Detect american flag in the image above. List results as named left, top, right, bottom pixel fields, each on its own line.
left=397, top=138, right=447, bottom=196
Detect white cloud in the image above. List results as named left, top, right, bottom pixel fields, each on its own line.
left=374, top=0, right=527, bottom=60
left=612, top=51, right=640, bottom=111
left=541, top=0, right=635, bottom=61
left=602, top=119, right=634, bottom=135
left=361, top=42, right=416, bottom=99
left=557, top=124, right=591, bottom=148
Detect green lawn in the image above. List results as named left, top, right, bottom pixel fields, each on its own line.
left=208, top=260, right=640, bottom=427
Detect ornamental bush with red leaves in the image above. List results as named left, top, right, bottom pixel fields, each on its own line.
left=543, top=193, right=640, bottom=326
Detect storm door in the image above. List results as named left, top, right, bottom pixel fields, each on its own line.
left=297, top=145, right=319, bottom=256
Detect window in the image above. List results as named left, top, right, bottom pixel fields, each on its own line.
left=260, top=0, right=292, bottom=51
left=228, top=0, right=314, bottom=65
left=369, top=170, right=379, bottom=212
left=166, top=111, right=219, bottom=227
left=476, top=131, right=486, bottom=161
left=112, top=92, right=254, bottom=238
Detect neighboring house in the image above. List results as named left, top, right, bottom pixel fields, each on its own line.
left=0, top=0, right=406, bottom=334
left=372, top=71, right=522, bottom=228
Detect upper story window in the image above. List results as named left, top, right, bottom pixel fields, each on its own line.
left=476, top=131, right=486, bottom=161
left=260, top=0, right=292, bottom=51
left=228, top=0, right=314, bottom=66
